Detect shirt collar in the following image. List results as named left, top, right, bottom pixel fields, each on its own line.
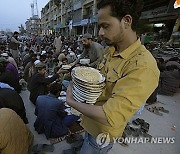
left=109, top=39, right=141, bottom=59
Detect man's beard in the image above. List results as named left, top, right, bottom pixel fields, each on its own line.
left=104, top=39, right=113, bottom=46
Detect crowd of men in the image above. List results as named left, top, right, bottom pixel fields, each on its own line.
left=0, top=0, right=179, bottom=153
left=0, top=26, right=106, bottom=153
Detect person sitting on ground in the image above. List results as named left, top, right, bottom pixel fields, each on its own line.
left=23, top=57, right=37, bottom=90
left=0, top=62, right=21, bottom=93
left=0, top=57, right=19, bottom=80
left=67, top=48, right=77, bottom=63
left=58, top=50, right=70, bottom=65
left=1, top=52, right=18, bottom=70
left=166, top=57, right=180, bottom=70
left=0, top=108, right=33, bottom=154
left=29, top=62, right=66, bottom=105
left=52, top=58, right=59, bottom=71
left=0, top=88, right=28, bottom=124
left=34, top=82, right=79, bottom=139
left=23, top=49, right=34, bottom=68
left=158, top=65, right=180, bottom=95
left=156, top=57, right=166, bottom=72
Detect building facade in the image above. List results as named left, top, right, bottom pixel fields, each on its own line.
left=41, top=0, right=98, bottom=36
left=25, top=15, right=41, bottom=37
left=40, top=0, right=179, bottom=36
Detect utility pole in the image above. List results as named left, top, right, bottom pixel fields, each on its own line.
left=31, top=3, right=34, bottom=17
left=35, top=0, right=39, bottom=17
left=31, top=0, right=39, bottom=18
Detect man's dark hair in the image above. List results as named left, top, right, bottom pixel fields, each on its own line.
left=49, top=82, right=62, bottom=95
left=166, top=65, right=178, bottom=71
left=97, top=0, right=144, bottom=31
left=169, top=57, right=179, bottom=62
left=13, top=31, right=19, bottom=35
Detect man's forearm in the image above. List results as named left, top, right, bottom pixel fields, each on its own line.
left=89, top=59, right=98, bottom=68
left=69, top=99, right=110, bottom=126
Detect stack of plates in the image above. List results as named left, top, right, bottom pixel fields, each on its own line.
left=71, top=66, right=105, bottom=104
left=62, top=65, right=72, bottom=70
left=70, top=66, right=105, bottom=116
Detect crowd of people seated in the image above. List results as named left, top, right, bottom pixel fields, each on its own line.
left=0, top=32, right=105, bottom=153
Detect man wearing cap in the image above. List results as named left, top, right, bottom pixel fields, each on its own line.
left=72, top=33, right=104, bottom=68
left=1, top=52, right=18, bottom=70
left=9, top=31, right=22, bottom=64
left=29, top=62, right=65, bottom=105
left=0, top=57, right=19, bottom=80
left=0, top=58, right=21, bottom=93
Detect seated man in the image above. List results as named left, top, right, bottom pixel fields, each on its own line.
left=158, top=67, right=180, bottom=95
left=0, top=56, right=19, bottom=80
left=0, top=108, right=33, bottom=154
left=34, top=82, right=79, bottom=139
left=29, top=62, right=60, bottom=105
left=0, top=62, right=21, bottom=93
left=0, top=88, right=28, bottom=124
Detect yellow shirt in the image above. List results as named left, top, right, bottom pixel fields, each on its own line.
left=81, top=39, right=160, bottom=139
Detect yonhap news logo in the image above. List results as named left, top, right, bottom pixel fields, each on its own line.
left=96, top=133, right=175, bottom=148
left=96, top=133, right=111, bottom=148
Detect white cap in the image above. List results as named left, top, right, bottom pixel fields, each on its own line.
left=41, top=50, right=46, bottom=55
left=70, top=52, right=75, bottom=56
left=34, top=60, right=41, bottom=65
left=1, top=53, right=8, bottom=57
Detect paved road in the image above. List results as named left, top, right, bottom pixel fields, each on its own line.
left=20, top=90, right=180, bottom=154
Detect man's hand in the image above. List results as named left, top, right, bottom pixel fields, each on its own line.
left=57, top=68, right=69, bottom=74
left=69, top=62, right=76, bottom=67
left=66, top=82, right=74, bottom=105
left=66, top=82, right=110, bottom=126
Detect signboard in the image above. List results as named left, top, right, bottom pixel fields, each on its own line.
left=81, top=19, right=89, bottom=25
left=140, top=6, right=168, bottom=19
left=174, top=0, right=180, bottom=8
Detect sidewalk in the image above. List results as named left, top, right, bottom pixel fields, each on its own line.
left=20, top=90, right=180, bottom=154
